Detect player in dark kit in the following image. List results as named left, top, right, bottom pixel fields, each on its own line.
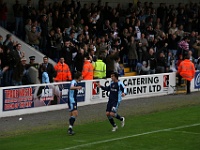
left=68, top=71, right=83, bottom=135
left=97, top=72, right=126, bottom=131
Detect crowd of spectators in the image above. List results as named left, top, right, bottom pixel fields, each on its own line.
left=0, top=0, right=200, bottom=87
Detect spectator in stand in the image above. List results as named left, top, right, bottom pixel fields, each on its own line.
left=178, top=36, right=190, bottom=58
left=82, top=54, right=93, bottom=80
left=23, top=0, right=33, bottom=23
left=24, top=18, right=32, bottom=43
left=93, top=54, right=106, bottom=79
left=156, top=51, right=167, bottom=73
left=74, top=46, right=85, bottom=72
left=127, top=36, right=138, bottom=71
left=61, top=39, right=77, bottom=77
left=46, top=29, right=56, bottom=60
left=54, top=57, right=72, bottom=82
left=189, top=31, right=197, bottom=58
left=113, top=56, right=123, bottom=76
left=148, top=48, right=157, bottom=74
left=105, top=48, right=119, bottom=78
left=40, top=14, right=48, bottom=54
left=27, top=25, right=41, bottom=50
left=168, top=34, right=180, bottom=60
left=12, top=57, right=32, bottom=85
left=0, top=1, right=8, bottom=29
left=54, top=27, right=63, bottom=60
left=168, top=23, right=178, bottom=35
left=139, top=61, right=150, bottom=75
left=13, top=0, right=23, bottom=38
left=0, top=58, right=9, bottom=86
left=192, top=38, right=200, bottom=59
left=3, top=34, right=15, bottom=51
left=38, top=56, right=57, bottom=83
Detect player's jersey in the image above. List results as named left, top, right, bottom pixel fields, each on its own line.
left=101, top=81, right=126, bottom=102
left=68, top=80, right=78, bottom=103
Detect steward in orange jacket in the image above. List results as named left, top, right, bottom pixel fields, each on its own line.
left=177, top=55, right=195, bottom=94
left=82, top=56, right=93, bottom=80
left=178, top=58, right=195, bottom=81
left=54, top=58, right=72, bottom=82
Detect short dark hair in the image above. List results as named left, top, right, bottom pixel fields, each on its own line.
left=111, top=72, right=119, bottom=79
left=74, top=71, right=82, bottom=79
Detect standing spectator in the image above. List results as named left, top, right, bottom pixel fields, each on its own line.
left=13, top=0, right=23, bottom=37
left=0, top=1, right=8, bottom=29
left=61, top=40, right=77, bottom=77
left=177, top=54, right=195, bottom=94
left=54, top=27, right=63, bottom=60
left=23, top=0, right=33, bottom=22
left=93, top=55, right=106, bottom=79
left=54, top=57, right=72, bottom=82
left=82, top=54, right=93, bottom=80
left=168, top=34, right=180, bottom=60
left=38, top=56, right=57, bottom=83
left=178, top=36, right=190, bottom=58
left=105, top=49, right=119, bottom=78
left=0, top=58, right=8, bottom=86
left=40, top=14, right=48, bottom=54
left=127, top=36, right=138, bottom=71
left=67, top=71, right=83, bottom=135
left=148, top=48, right=157, bottom=74
left=96, top=72, right=126, bottom=132
left=74, top=46, right=85, bottom=72
left=24, top=19, right=32, bottom=43
left=46, top=29, right=56, bottom=60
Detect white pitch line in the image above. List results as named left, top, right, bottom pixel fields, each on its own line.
left=59, top=123, right=200, bottom=150
left=170, top=130, right=200, bottom=135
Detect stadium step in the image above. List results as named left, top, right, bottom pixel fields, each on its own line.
left=124, top=71, right=137, bottom=77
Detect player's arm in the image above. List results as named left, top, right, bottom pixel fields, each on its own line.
left=96, top=81, right=110, bottom=91
left=120, top=82, right=127, bottom=97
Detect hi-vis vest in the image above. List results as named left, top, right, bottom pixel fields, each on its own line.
left=178, top=59, right=195, bottom=81
left=93, top=59, right=106, bottom=79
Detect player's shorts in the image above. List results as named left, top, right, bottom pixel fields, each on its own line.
left=68, top=102, right=77, bottom=112
left=106, top=100, right=120, bottom=113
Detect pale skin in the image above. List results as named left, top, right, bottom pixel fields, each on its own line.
left=96, top=74, right=125, bottom=118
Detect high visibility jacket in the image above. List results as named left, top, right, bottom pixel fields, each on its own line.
left=93, top=59, right=106, bottom=79
left=54, top=62, right=72, bottom=81
left=178, top=59, right=195, bottom=81
left=82, top=60, right=93, bottom=80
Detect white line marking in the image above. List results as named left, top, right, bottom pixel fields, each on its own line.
left=170, top=130, right=200, bottom=135
left=59, top=123, right=200, bottom=150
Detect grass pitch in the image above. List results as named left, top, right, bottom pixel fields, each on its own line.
left=0, top=105, right=200, bottom=150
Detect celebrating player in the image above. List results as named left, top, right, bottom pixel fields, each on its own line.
left=96, top=72, right=126, bottom=131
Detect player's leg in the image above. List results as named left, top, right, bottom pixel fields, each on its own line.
left=111, top=102, right=125, bottom=127
left=68, top=103, right=78, bottom=135
left=106, top=101, right=118, bottom=130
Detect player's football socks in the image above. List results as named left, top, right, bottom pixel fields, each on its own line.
left=121, top=117, right=125, bottom=127
left=68, top=128, right=75, bottom=135
left=69, top=116, right=75, bottom=126
left=115, top=114, right=122, bottom=120
left=108, top=117, right=116, bottom=127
